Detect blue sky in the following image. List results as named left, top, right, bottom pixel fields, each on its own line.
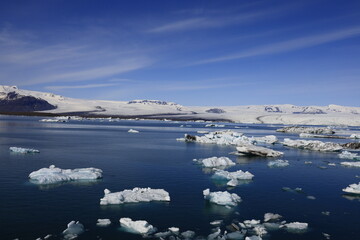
left=0, top=0, right=360, bottom=106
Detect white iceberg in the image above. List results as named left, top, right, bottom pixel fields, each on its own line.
left=264, top=213, right=282, bottom=222
left=236, top=144, right=283, bottom=157
left=350, top=134, right=360, bottom=139
left=276, top=126, right=334, bottom=134
left=119, top=218, right=156, bottom=235
left=338, top=151, right=360, bottom=160
left=252, top=135, right=278, bottom=144
left=282, top=138, right=342, bottom=152
left=184, top=130, right=254, bottom=145
left=340, top=162, right=360, bottom=168
left=196, top=156, right=236, bottom=168
left=62, top=221, right=84, bottom=239
left=29, top=165, right=103, bottom=184
left=284, top=222, right=308, bottom=232
left=128, top=129, right=139, bottom=133
left=10, top=147, right=39, bottom=154
left=96, top=219, right=111, bottom=227
left=267, top=160, right=289, bottom=168
left=342, top=182, right=360, bottom=194
left=100, top=187, right=170, bottom=205
left=203, top=188, right=241, bottom=206
left=212, top=169, right=254, bottom=186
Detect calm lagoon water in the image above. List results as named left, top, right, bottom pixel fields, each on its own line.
left=0, top=115, right=359, bottom=239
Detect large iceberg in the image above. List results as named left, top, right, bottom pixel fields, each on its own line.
left=203, top=188, right=241, bottom=206
left=212, top=169, right=254, bottom=186
left=338, top=151, right=360, bottom=160
left=340, top=162, right=360, bottom=168
left=195, top=156, right=236, bottom=168
left=100, top=187, right=170, bottom=205
left=236, top=144, right=283, bottom=157
left=342, top=182, right=360, bottom=194
left=119, top=218, right=156, bottom=235
left=10, top=147, right=39, bottom=154
left=276, top=126, right=334, bottom=134
left=183, top=131, right=254, bottom=145
left=29, top=165, right=103, bottom=184
left=267, top=160, right=289, bottom=168
left=282, top=138, right=342, bottom=152
left=62, top=221, right=84, bottom=239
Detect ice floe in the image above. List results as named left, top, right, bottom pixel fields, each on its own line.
left=252, top=135, right=278, bottom=144
left=100, top=187, right=170, bottom=205
left=10, top=147, right=40, bottom=154
left=62, top=221, right=84, bottom=239
left=338, top=151, right=360, bottom=160
left=276, top=126, right=334, bottom=134
left=236, top=144, right=283, bottom=157
left=212, top=169, right=254, bottom=186
left=267, top=160, right=289, bottom=167
left=119, top=218, right=156, bottom=235
left=264, top=213, right=282, bottom=222
left=342, top=182, right=360, bottom=194
left=96, top=219, right=111, bottom=227
left=195, top=156, right=236, bottom=168
left=29, top=165, right=103, bottom=184
left=203, top=188, right=241, bottom=206
left=284, top=222, right=308, bottom=232
left=181, top=130, right=254, bottom=145
left=128, top=129, right=139, bottom=133
left=340, top=161, right=360, bottom=168
left=350, top=134, right=360, bottom=139
left=282, top=138, right=343, bottom=152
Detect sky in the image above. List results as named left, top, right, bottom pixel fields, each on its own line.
left=0, top=0, right=360, bottom=106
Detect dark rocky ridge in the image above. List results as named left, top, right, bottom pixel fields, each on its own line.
left=0, top=92, right=56, bottom=112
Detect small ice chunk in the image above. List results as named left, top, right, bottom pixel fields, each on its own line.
left=284, top=222, right=308, bottom=232
left=197, top=156, right=236, bottom=168
left=10, top=147, right=39, bottom=154
left=253, top=135, right=278, bottom=144
left=154, top=231, right=171, bottom=238
left=62, top=221, right=84, bottom=239
left=338, top=151, right=360, bottom=160
left=264, top=213, right=282, bottom=222
left=128, top=129, right=139, bottom=133
left=212, top=169, right=254, bottom=186
left=340, top=162, right=360, bottom=168
left=119, top=218, right=156, bottom=235
left=210, top=220, right=223, bottom=226
left=267, top=160, right=289, bottom=168
left=29, top=165, right=102, bottom=184
left=203, top=189, right=241, bottom=206
left=181, top=230, right=195, bottom=238
left=96, top=219, right=111, bottom=227
left=342, top=182, right=360, bottom=194
left=197, top=130, right=209, bottom=134
left=243, top=219, right=261, bottom=228
left=253, top=225, right=267, bottom=237
left=236, top=144, right=283, bottom=157
left=168, top=227, right=179, bottom=234
left=304, top=161, right=312, bottom=164
left=307, top=196, right=316, bottom=200
left=100, top=187, right=170, bottom=205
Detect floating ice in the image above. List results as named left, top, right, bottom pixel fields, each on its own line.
left=100, top=187, right=170, bottom=205
left=212, top=169, right=254, bottom=186
left=350, top=134, right=360, bottom=139
left=203, top=189, right=241, bottom=206
left=128, top=129, right=139, bottom=133
left=236, top=144, right=283, bottom=157
left=276, top=126, right=334, bottom=134
left=342, top=142, right=360, bottom=149
left=342, top=182, right=360, bottom=194
left=197, top=130, right=209, bottom=134
left=195, top=156, right=236, bottom=168
left=245, top=236, right=262, bottom=240
left=96, top=219, right=111, bottom=227
left=340, top=162, right=360, bottom=168
left=183, top=130, right=254, bottom=145
left=252, top=135, right=278, bottom=144
left=205, top=124, right=225, bottom=127
left=181, top=230, right=195, bottom=238
left=168, top=227, right=179, bottom=234
left=119, top=218, right=156, bottom=235
left=226, top=231, right=245, bottom=240
left=10, top=147, right=39, bottom=154
left=207, top=228, right=221, bottom=240
left=284, top=222, right=308, bottom=232
left=339, top=151, right=360, bottom=160
left=267, top=160, right=289, bottom=168
left=264, top=213, right=282, bottom=222
left=62, top=221, right=84, bottom=239
left=29, top=165, right=102, bottom=184
left=282, top=138, right=343, bottom=152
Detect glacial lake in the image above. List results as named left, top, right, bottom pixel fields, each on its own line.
left=0, top=115, right=359, bottom=240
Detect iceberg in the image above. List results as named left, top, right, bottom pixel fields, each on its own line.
left=96, top=219, right=111, bottom=227
left=203, top=188, right=241, bottom=206
left=212, top=169, right=254, bottom=186
left=62, top=221, right=84, bottom=239
left=267, top=160, right=289, bottom=168
left=252, top=135, right=278, bottom=144
left=342, top=183, right=360, bottom=194
left=119, top=218, right=156, bottom=235
left=284, top=222, right=308, bottom=232
left=282, top=138, right=343, bottom=152
left=29, top=165, right=102, bottom=184
left=128, top=129, right=139, bottom=133
left=245, top=236, right=262, bottom=240
left=342, top=142, right=360, bottom=149
left=195, top=156, right=236, bottom=168
left=340, top=162, right=360, bottom=168
left=10, top=147, right=39, bottom=154
left=236, top=144, right=283, bottom=157
left=276, top=126, right=334, bottom=134
left=264, top=213, right=282, bottom=222
left=100, top=187, right=170, bottom=205
left=183, top=130, right=254, bottom=145
left=338, top=151, right=360, bottom=160
left=350, top=134, right=360, bottom=139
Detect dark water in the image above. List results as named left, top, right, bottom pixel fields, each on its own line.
left=0, top=115, right=359, bottom=240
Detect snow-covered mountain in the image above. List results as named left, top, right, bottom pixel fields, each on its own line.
left=1, top=85, right=360, bottom=126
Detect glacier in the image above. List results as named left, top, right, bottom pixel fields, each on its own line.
left=100, top=187, right=170, bottom=205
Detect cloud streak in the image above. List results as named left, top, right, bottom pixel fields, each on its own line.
left=45, top=83, right=122, bottom=90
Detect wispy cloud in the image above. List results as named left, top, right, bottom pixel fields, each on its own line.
left=190, top=26, right=360, bottom=65
left=45, top=83, right=122, bottom=91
